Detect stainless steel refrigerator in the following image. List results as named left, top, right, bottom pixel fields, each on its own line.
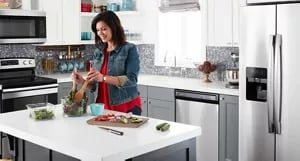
left=240, top=1, right=300, bottom=161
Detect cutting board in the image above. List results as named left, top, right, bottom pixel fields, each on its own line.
left=86, top=117, right=149, bottom=128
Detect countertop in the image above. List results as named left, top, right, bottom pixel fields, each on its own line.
left=42, top=73, right=239, bottom=96
left=0, top=105, right=201, bottom=161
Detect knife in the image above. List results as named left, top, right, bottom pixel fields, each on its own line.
left=98, top=127, right=124, bottom=136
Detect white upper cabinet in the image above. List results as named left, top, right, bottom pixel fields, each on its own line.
left=208, top=0, right=239, bottom=47
left=36, top=0, right=144, bottom=45
left=33, top=0, right=63, bottom=45
left=62, top=0, right=81, bottom=44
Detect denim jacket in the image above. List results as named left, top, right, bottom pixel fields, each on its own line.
left=90, top=42, right=140, bottom=106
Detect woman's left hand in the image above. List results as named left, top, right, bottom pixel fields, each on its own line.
left=87, top=68, right=104, bottom=82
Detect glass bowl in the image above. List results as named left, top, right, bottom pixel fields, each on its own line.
left=62, top=95, right=88, bottom=117
left=26, top=103, right=55, bottom=120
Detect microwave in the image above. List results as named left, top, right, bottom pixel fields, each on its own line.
left=0, top=9, right=46, bottom=44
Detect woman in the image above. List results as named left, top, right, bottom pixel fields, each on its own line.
left=73, top=11, right=141, bottom=115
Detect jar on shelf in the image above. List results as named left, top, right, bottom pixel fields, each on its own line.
left=121, top=0, right=133, bottom=11
left=81, top=0, right=92, bottom=12
left=42, top=53, right=54, bottom=74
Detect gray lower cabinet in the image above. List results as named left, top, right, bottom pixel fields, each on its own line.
left=219, top=94, right=239, bottom=161
left=137, top=85, right=175, bottom=121
left=127, top=138, right=196, bottom=161
left=17, top=140, right=50, bottom=161
left=137, top=85, right=148, bottom=116
left=147, top=86, right=175, bottom=122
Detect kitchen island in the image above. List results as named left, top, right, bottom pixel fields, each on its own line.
left=0, top=105, right=201, bottom=161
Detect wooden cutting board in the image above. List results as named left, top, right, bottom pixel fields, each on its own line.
left=86, top=117, right=149, bottom=128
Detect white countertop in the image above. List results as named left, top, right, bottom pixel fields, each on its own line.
left=42, top=73, right=239, bottom=96
left=0, top=105, right=201, bottom=161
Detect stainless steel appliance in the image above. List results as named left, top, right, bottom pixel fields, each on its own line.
left=0, top=10, right=46, bottom=44
left=0, top=58, right=58, bottom=160
left=240, top=1, right=300, bottom=161
left=175, top=89, right=219, bottom=161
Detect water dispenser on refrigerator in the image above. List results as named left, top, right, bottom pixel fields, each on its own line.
left=246, top=67, right=267, bottom=102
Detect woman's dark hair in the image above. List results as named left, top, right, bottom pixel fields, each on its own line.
left=91, top=11, right=126, bottom=49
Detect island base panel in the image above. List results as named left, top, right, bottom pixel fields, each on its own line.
left=127, top=138, right=196, bottom=161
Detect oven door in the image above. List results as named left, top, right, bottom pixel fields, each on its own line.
left=1, top=84, right=57, bottom=160
left=0, top=84, right=2, bottom=159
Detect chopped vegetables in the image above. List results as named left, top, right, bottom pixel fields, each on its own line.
left=94, top=114, right=144, bottom=124
left=31, top=109, right=54, bottom=120
left=131, top=117, right=143, bottom=123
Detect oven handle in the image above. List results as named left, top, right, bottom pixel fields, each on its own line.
left=3, top=84, right=58, bottom=93
left=2, top=84, right=58, bottom=99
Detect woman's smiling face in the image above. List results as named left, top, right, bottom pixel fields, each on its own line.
left=96, top=21, right=113, bottom=43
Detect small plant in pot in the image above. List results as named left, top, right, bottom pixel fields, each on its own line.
left=197, top=61, right=217, bottom=83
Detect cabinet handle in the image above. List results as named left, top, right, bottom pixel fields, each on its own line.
left=227, top=42, right=232, bottom=45
left=220, top=97, right=224, bottom=100
left=148, top=101, right=151, bottom=104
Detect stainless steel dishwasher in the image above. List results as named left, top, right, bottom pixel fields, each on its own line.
left=175, top=89, right=219, bottom=161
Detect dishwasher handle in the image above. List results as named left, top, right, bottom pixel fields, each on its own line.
left=175, top=90, right=219, bottom=104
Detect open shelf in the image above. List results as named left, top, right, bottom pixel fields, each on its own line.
left=81, top=11, right=139, bottom=17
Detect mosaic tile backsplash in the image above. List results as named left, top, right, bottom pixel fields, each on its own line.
left=0, top=44, right=238, bottom=81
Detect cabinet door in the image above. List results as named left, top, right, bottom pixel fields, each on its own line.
left=52, top=151, right=80, bottom=161
left=141, top=97, right=148, bottom=117
left=24, top=141, right=50, bottom=161
left=147, top=86, right=175, bottom=121
left=62, top=0, right=81, bottom=43
left=219, top=95, right=238, bottom=161
left=58, top=82, right=72, bottom=103
left=138, top=85, right=148, bottom=116
left=213, top=0, right=233, bottom=46
left=148, top=99, right=175, bottom=121
left=232, top=0, right=240, bottom=46
left=208, top=0, right=240, bottom=47
left=40, top=0, right=63, bottom=44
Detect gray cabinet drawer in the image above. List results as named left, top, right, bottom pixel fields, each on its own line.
left=148, top=99, right=175, bottom=121
left=148, top=86, right=174, bottom=101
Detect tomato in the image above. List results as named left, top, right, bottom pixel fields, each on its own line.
left=94, top=115, right=109, bottom=121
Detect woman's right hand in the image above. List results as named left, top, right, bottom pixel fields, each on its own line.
left=72, top=70, right=85, bottom=85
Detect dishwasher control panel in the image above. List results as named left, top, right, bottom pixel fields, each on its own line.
left=175, top=89, right=219, bottom=104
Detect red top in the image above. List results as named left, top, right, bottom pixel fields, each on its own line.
left=96, top=50, right=141, bottom=113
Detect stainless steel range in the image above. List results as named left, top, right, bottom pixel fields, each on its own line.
left=0, top=58, right=58, bottom=160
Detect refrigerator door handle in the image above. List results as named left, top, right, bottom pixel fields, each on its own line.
left=274, top=34, right=282, bottom=134
left=267, top=35, right=275, bottom=134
